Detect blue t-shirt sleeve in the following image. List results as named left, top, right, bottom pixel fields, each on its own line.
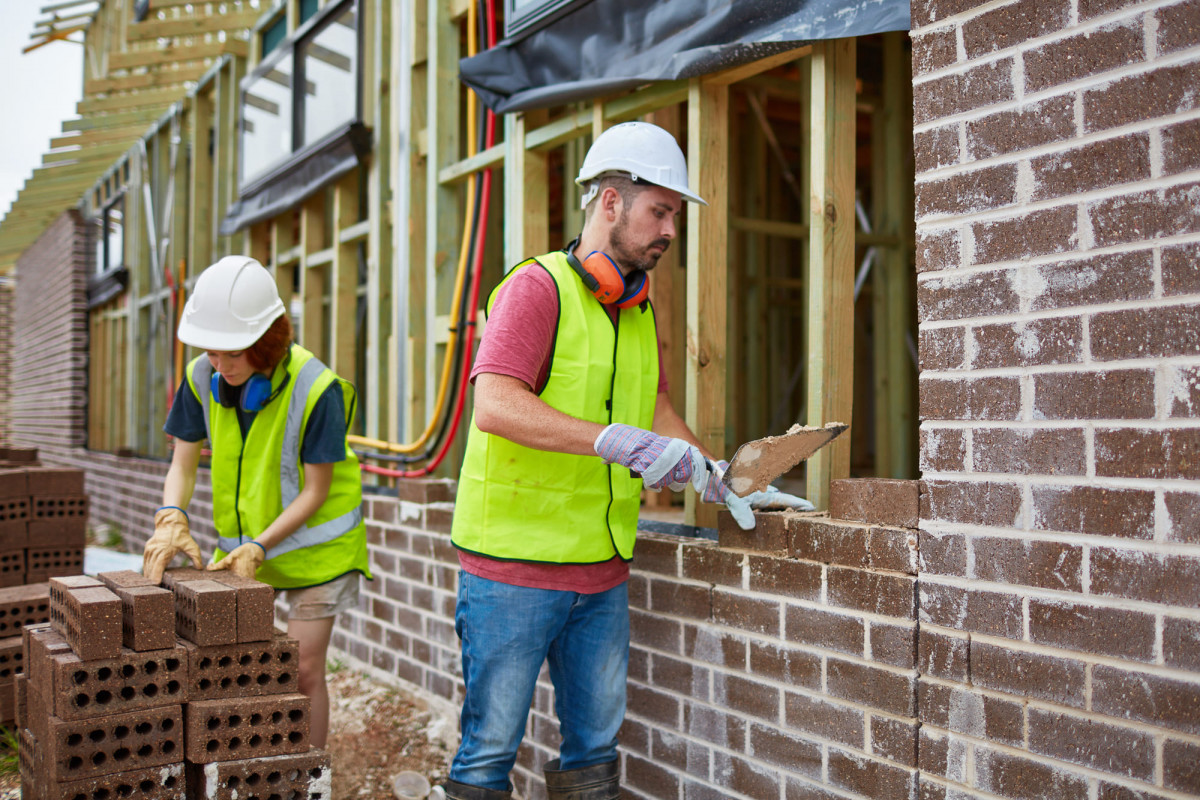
left=163, top=379, right=208, bottom=442
left=300, top=382, right=349, bottom=464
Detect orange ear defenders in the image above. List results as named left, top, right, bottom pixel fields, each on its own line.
left=565, top=245, right=650, bottom=310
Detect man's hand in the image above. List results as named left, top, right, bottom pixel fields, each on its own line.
left=744, top=485, right=816, bottom=512
left=143, top=507, right=203, bottom=584
left=699, top=460, right=755, bottom=530
left=207, top=541, right=266, bottom=579
left=594, top=424, right=707, bottom=492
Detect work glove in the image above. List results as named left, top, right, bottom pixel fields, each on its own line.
left=143, top=506, right=203, bottom=584
left=709, top=460, right=816, bottom=512
left=594, top=424, right=707, bottom=492
left=700, top=460, right=755, bottom=531
left=207, top=540, right=267, bottom=580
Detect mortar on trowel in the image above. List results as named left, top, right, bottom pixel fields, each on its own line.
left=721, top=422, right=848, bottom=496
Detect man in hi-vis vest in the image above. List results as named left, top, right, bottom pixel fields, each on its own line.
left=442, top=123, right=756, bottom=800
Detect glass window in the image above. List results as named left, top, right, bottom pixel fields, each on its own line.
left=241, top=53, right=295, bottom=184
left=262, top=15, right=287, bottom=56
left=96, top=196, right=124, bottom=273
left=300, top=0, right=320, bottom=23
left=300, top=5, right=358, bottom=148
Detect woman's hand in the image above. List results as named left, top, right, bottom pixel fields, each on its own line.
left=208, top=540, right=266, bottom=579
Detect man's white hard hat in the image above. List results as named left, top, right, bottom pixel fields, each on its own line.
left=576, top=121, right=707, bottom=208
left=176, top=255, right=285, bottom=351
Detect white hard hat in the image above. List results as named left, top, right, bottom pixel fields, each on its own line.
left=576, top=121, right=707, bottom=208
left=177, top=256, right=285, bottom=351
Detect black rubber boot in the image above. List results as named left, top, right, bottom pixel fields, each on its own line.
left=439, top=778, right=513, bottom=800
left=543, top=758, right=620, bottom=800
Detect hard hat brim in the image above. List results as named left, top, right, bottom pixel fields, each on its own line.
left=176, top=307, right=284, bottom=352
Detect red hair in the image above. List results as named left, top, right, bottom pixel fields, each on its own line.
left=245, top=313, right=293, bottom=371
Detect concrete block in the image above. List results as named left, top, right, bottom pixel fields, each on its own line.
left=205, top=571, right=277, bottom=642
left=830, top=478, right=921, bottom=528
left=184, top=693, right=311, bottom=764
left=188, top=747, right=331, bottom=800
left=183, top=630, right=299, bottom=701
left=26, top=547, right=85, bottom=584
left=50, top=581, right=122, bottom=661
left=27, top=518, right=87, bottom=548
left=25, top=468, right=86, bottom=497
left=32, top=494, right=88, bottom=521
left=0, top=549, right=26, bottom=587
left=0, top=634, right=22, bottom=686
left=173, top=580, right=237, bottom=646
left=0, top=581, right=50, bottom=638
left=25, top=624, right=187, bottom=720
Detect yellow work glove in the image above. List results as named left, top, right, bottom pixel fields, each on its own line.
left=143, top=506, right=203, bottom=584
left=208, top=540, right=266, bottom=580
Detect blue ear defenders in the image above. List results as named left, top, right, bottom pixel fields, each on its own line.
left=211, top=372, right=288, bottom=412
left=564, top=239, right=650, bottom=309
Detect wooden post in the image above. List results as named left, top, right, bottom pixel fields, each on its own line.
left=271, top=213, right=297, bottom=315
left=331, top=177, right=360, bottom=379
left=685, top=78, right=729, bottom=528
left=365, top=0, right=393, bottom=441
left=505, top=111, right=549, bottom=269
left=188, top=87, right=214, bottom=277
left=805, top=38, right=856, bottom=510
left=300, top=194, right=327, bottom=359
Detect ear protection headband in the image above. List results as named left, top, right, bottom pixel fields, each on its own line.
left=564, top=241, right=649, bottom=310
left=210, top=350, right=292, bottom=413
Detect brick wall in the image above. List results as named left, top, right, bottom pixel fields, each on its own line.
left=913, top=0, right=1200, bottom=798
left=0, top=276, right=12, bottom=445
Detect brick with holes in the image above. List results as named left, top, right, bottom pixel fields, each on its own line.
left=184, top=693, right=311, bottom=763
left=0, top=549, right=27, bottom=587
left=28, top=518, right=87, bottom=549
left=160, top=568, right=211, bottom=590
left=204, top=570, right=277, bottom=642
left=188, top=747, right=332, bottom=800
left=24, top=624, right=187, bottom=720
left=183, top=629, right=299, bottom=701
left=173, top=579, right=237, bottom=647
left=100, top=572, right=175, bottom=652
left=0, top=582, right=50, bottom=640
left=25, top=468, right=86, bottom=497
left=25, top=757, right=186, bottom=800
left=0, top=634, right=23, bottom=686
left=50, top=579, right=122, bottom=661
left=27, top=547, right=84, bottom=584
left=31, top=494, right=88, bottom=521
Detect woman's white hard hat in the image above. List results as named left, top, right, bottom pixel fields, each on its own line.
left=176, top=255, right=286, bottom=351
left=576, top=121, right=707, bottom=208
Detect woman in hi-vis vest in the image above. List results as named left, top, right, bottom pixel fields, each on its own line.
left=142, top=255, right=371, bottom=748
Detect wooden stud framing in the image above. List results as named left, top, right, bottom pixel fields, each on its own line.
left=300, top=193, right=328, bottom=359
left=331, top=177, right=359, bottom=378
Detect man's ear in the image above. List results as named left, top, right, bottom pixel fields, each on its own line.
left=599, top=185, right=622, bottom=221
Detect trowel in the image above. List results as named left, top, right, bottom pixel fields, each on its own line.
left=721, top=422, right=848, bottom=497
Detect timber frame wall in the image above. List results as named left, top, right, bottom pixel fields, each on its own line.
left=4, top=0, right=1200, bottom=799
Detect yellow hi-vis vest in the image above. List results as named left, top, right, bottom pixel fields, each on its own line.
left=452, top=251, right=659, bottom=564
left=186, top=344, right=371, bottom=589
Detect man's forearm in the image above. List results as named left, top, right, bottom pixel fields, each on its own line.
left=474, top=373, right=605, bottom=456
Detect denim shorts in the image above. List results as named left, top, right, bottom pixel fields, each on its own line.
left=281, top=571, right=361, bottom=621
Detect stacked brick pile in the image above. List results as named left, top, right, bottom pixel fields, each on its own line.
left=0, top=456, right=88, bottom=588
left=18, top=568, right=331, bottom=800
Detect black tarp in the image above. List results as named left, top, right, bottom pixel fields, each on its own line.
left=459, top=0, right=910, bottom=114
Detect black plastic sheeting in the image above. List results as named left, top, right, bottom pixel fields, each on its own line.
left=459, top=0, right=910, bottom=114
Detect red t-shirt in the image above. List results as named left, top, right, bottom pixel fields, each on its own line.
left=459, top=262, right=668, bottom=593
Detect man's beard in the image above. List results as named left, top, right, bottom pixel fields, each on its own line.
left=608, top=210, right=670, bottom=273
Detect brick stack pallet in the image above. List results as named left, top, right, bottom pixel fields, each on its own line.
left=18, top=568, right=331, bottom=800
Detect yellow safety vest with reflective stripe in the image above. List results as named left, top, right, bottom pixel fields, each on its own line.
left=452, top=251, right=659, bottom=564
left=185, top=344, right=371, bottom=589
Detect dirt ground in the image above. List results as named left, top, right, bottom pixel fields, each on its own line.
left=0, top=659, right=452, bottom=800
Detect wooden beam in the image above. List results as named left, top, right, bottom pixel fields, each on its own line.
left=76, top=86, right=186, bottom=115
left=805, top=39, right=857, bottom=510
left=61, top=107, right=164, bottom=131
left=85, top=65, right=209, bottom=94
left=124, top=11, right=261, bottom=41
left=331, top=177, right=359, bottom=378
left=51, top=124, right=151, bottom=149
left=437, top=142, right=504, bottom=186
left=107, top=39, right=246, bottom=71
left=704, top=44, right=813, bottom=86
left=684, top=78, right=729, bottom=529
left=43, top=142, right=132, bottom=166
left=300, top=194, right=328, bottom=359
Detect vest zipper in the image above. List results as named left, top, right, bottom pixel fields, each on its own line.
left=234, top=426, right=247, bottom=544
left=604, top=310, right=620, bottom=554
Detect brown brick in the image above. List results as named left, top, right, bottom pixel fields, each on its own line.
left=973, top=536, right=1084, bottom=592
left=748, top=641, right=820, bottom=690
left=718, top=510, right=789, bottom=552
left=0, top=582, right=49, bottom=638
left=1085, top=60, right=1200, bottom=133
left=972, top=427, right=1087, bottom=476
left=920, top=427, right=966, bottom=473
left=160, top=568, right=211, bottom=589
left=32, top=494, right=87, bottom=522
left=32, top=760, right=186, bottom=800
left=914, top=124, right=960, bottom=174
left=972, top=205, right=1078, bottom=266
left=1091, top=547, right=1200, bottom=606
left=911, top=0, right=983, bottom=27
left=789, top=516, right=870, bottom=567
left=0, top=471, right=27, bottom=499
left=1165, top=491, right=1200, bottom=544
left=827, top=747, right=916, bottom=798
left=1029, top=250, right=1155, bottom=311
left=919, top=326, right=966, bottom=372
left=1034, top=369, right=1157, bottom=420
left=1095, top=427, right=1200, bottom=480
left=1032, top=484, right=1156, bottom=539
left=828, top=658, right=915, bottom=716
left=204, top=571, right=277, bottom=642
left=653, top=652, right=710, bottom=701
left=747, top=554, right=821, bottom=601
left=647, top=578, right=711, bottom=619
left=911, top=27, right=958, bottom=78
left=115, top=585, right=175, bottom=652
left=187, top=748, right=330, bottom=800
left=972, top=316, right=1084, bottom=369
left=870, top=622, right=917, bottom=669
left=0, top=549, right=27, bottom=587
left=51, top=582, right=121, bottom=661
left=182, top=633, right=299, bottom=702
left=394, top=477, right=456, bottom=504
left=681, top=544, right=743, bottom=587
left=625, top=683, right=680, bottom=728
left=1168, top=365, right=1200, bottom=418
left=1163, top=242, right=1200, bottom=297
left=173, top=579, right=238, bottom=647
left=1096, top=781, right=1178, bottom=800
left=1162, top=116, right=1200, bottom=176
left=0, top=635, right=21, bottom=686
left=1029, top=599, right=1156, bottom=661
left=630, top=609, right=681, bottom=652
left=918, top=681, right=1024, bottom=747
left=712, top=751, right=781, bottom=799
left=917, top=627, right=969, bottom=681
left=919, top=377, right=1022, bottom=422
left=829, top=479, right=920, bottom=529
left=918, top=269, right=1020, bottom=322
left=974, top=747, right=1089, bottom=800
left=919, top=582, right=1024, bottom=639
left=27, top=518, right=86, bottom=548
left=917, top=726, right=948, bottom=776
left=828, top=567, right=916, bottom=619
left=870, top=715, right=918, bottom=767
left=868, top=527, right=920, bottom=576
left=1164, top=738, right=1200, bottom=794
left=972, top=639, right=1086, bottom=707
left=711, top=589, right=780, bottom=637
left=1090, top=183, right=1200, bottom=249
left=714, top=672, right=779, bottom=723
left=25, top=468, right=85, bottom=496
left=748, top=723, right=822, bottom=777
left=914, top=58, right=1015, bottom=126
left=1157, top=0, right=1200, bottom=54
left=916, top=227, right=960, bottom=274
left=1093, top=665, right=1200, bottom=736
left=917, top=163, right=1018, bottom=218
left=960, top=0, right=1069, bottom=57
left=1028, top=16, right=1145, bottom=94
left=1029, top=707, right=1155, bottom=780
left=784, top=605, right=863, bottom=657
left=1164, top=616, right=1200, bottom=671
left=624, top=752, right=681, bottom=798
left=920, top=480, right=1023, bottom=527
left=184, top=693, right=311, bottom=763
left=1099, top=302, right=1200, bottom=360
left=966, top=95, right=1076, bottom=160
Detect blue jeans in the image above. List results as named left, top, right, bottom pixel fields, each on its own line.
left=449, top=572, right=629, bottom=791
